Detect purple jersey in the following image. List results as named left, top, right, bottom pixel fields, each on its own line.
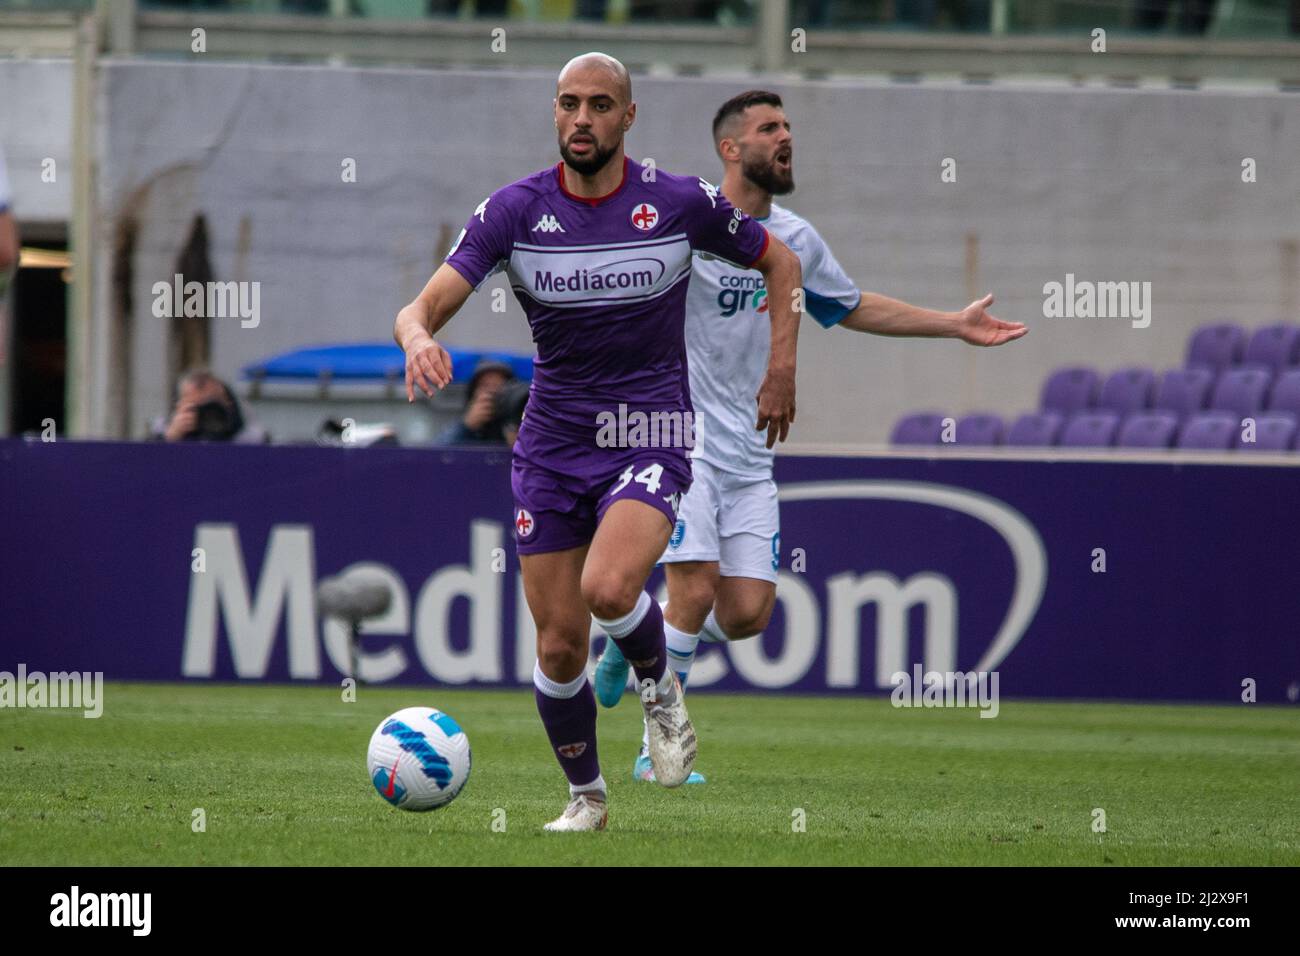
left=445, top=156, right=770, bottom=478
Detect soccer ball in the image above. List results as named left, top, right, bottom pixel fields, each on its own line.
left=367, top=707, right=472, bottom=811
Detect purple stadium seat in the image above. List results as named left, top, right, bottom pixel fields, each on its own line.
left=1243, top=324, right=1300, bottom=374
left=1209, top=365, right=1272, bottom=420
left=1237, top=412, right=1297, bottom=452
left=1268, top=368, right=1300, bottom=416
left=1006, top=412, right=1064, bottom=447
left=1186, top=322, right=1246, bottom=373
left=1117, top=411, right=1180, bottom=449
left=1155, top=367, right=1214, bottom=417
left=1059, top=412, right=1120, bottom=448
left=1098, top=367, right=1155, bottom=415
left=1040, top=367, right=1100, bottom=415
left=891, top=412, right=947, bottom=445
left=954, top=413, right=1004, bottom=446
left=1177, top=412, right=1238, bottom=450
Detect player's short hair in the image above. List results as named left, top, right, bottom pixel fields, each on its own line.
left=711, top=90, right=784, bottom=149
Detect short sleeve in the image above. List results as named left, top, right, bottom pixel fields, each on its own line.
left=684, top=177, right=769, bottom=270
left=800, top=224, right=861, bottom=329
left=444, top=192, right=511, bottom=291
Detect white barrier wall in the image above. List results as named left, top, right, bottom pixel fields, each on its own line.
left=79, top=61, right=1300, bottom=442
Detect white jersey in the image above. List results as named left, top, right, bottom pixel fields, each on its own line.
left=685, top=202, right=860, bottom=479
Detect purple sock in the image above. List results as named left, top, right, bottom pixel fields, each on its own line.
left=534, top=669, right=601, bottom=789
left=607, top=594, right=667, bottom=688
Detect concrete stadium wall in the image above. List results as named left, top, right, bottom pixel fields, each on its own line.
left=0, top=58, right=74, bottom=224
left=85, top=60, right=1300, bottom=442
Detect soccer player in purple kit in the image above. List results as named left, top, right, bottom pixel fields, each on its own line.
left=393, top=53, right=804, bottom=831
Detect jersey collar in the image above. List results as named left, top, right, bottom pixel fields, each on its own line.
left=555, top=156, right=630, bottom=207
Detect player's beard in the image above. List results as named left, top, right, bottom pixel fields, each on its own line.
left=559, top=133, right=619, bottom=176
left=743, top=153, right=795, bottom=195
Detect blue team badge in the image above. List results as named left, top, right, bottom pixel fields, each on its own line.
left=770, top=532, right=780, bottom=570
left=670, top=518, right=686, bottom=551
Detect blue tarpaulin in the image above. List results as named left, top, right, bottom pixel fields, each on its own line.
left=241, top=343, right=533, bottom=384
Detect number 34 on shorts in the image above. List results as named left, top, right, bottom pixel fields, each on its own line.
left=603, top=461, right=688, bottom=520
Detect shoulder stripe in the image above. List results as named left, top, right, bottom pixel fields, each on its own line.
left=806, top=287, right=861, bottom=328
left=744, top=228, right=771, bottom=269
left=512, top=233, right=689, bottom=254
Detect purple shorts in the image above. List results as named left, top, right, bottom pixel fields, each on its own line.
left=511, top=450, right=693, bottom=555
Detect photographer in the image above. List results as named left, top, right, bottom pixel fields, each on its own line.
left=493, top=378, right=530, bottom=450
left=151, top=368, right=269, bottom=444
left=434, top=358, right=515, bottom=446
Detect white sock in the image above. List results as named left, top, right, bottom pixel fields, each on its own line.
left=532, top=661, right=587, bottom=699
left=570, top=774, right=606, bottom=799
left=592, top=590, right=651, bottom=639
left=699, top=608, right=729, bottom=644
left=665, top=620, right=701, bottom=679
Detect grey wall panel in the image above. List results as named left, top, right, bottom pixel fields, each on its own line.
left=92, top=61, right=1300, bottom=443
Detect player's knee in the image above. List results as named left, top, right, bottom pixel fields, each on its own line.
left=535, top=633, right=587, bottom=684
left=580, top=570, right=640, bottom=622
left=675, top=583, right=717, bottom=631
left=666, top=569, right=718, bottom=630
left=719, top=594, right=775, bottom=639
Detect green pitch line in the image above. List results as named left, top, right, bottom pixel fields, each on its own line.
left=1, top=683, right=1296, bottom=866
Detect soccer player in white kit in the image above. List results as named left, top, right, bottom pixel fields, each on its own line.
left=595, top=90, right=1028, bottom=782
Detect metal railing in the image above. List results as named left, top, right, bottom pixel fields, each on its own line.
left=1, top=1, right=1298, bottom=84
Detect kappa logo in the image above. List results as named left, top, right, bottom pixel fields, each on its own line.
left=515, top=509, right=535, bottom=538
left=556, top=742, right=587, bottom=758
left=663, top=491, right=682, bottom=515
left=630, top=203, right=659, bottom=231
left=697, top=178, right=719, bottom=208
left=531, top=214, right=566, bottom=233
left=474, top=196, right=491, bottom=223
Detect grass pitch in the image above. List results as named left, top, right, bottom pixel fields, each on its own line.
left=1, top=682, right=1297, bottom=866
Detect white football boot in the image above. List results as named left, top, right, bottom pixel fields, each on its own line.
left=542, top=792, right=608, bottom=832
left=642, top=672, right=697, bottom=788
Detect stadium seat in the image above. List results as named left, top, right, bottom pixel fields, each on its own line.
left=1006, top=412, right=1064, bottom=447
left=1098, top=367, right=1155, bottom=415
left=1177, top=412, right=1238, bottom=450
left=954, top=413, right=1003, bottom=446
left=1117, top=411, right=1180, bottom=449
left=891, top=412, right=947, bottom=445
left=1268, top=368, right=1300, bottom=416
left=1040, top=367, right=1100, bottom=415
left=1186, top=322, right=1246, bottom=373
left=1059, top=412, right=1120, bottom=447
left=1209, top=365, right=1272, bottom=420
left=1243, top=323, right=1300, bottom=374
left=1154, top=367, right=1214, bottom=417
left=1237, top=412, right=1297, bottom=452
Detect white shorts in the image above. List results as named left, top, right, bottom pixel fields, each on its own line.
left=659, top=458, right=780, bottom=583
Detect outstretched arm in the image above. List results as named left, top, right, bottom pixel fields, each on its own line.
left=394, top=263, right=475, bottom=401
left=752, top=236, right=802, bottom=448
left=840, top=291, right=1027, bottom=347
